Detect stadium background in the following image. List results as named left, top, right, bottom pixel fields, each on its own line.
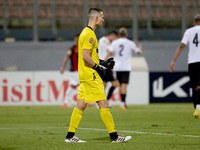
left=0, top=0, right=200, bottom=105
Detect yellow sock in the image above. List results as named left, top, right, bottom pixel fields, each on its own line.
left=100, top=108, right=116, bottom=133
left=68, top=107, right=83, bottom=132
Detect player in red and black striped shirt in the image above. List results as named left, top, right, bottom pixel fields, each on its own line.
left=60, top=34, right=80, bottom=107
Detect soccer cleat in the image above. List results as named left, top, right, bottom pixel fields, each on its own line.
left=119, top=106, right=127, bottom=110
left=125, top=104, right=129, bottom=109
left=62, top=103, right=71, bottom=107
left=111, top=135, right=132, bottom=143
left=193, top=109, right=200, bottom=119
left=65, top=136, right=86, bottom=143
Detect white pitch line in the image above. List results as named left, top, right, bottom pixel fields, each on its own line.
left=0, top=126, right=200, bottom=138
left=78, top=127, right=200, bottom=138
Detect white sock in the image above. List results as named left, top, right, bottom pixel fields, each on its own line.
left=96, top=103, right=99, bottom=109
left=63, top=87, right=73, bottom=104
left=120, top=101, right=125, bottom=107
left=108, top=100, right=112, bottom=106
left=196, top=104, right=200, bottom=113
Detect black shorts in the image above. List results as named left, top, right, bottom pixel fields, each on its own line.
left=102, top=69, right=116, bottom=82
left=116, top=71, right=130, bottom=84
left=188, top=62, right=200, bottom=88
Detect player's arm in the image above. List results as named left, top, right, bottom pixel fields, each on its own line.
left=82, top=49, right=106, bottom=78
left=137, top=44, right=142, bottom=55
left=170, top=43, right=185, bottom=72
left=100, top=48, right=115, bottom=69
left=100, top=51, right=115, bottom=69
left=60, top=50, right=72, bottom=74
left=82, top=49, right=96, bottom=67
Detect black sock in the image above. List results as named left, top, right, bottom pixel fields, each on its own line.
left=107, top=86, right=115, bottom=100
left=121, top=94, right=126, bottom=103
left=66, top=132, right=75, bottom=138
left=192, top=88, right=197, bottom=109
left=109, top=132, right=118, bottom=140
left=196, top=89, right=200, bottom=106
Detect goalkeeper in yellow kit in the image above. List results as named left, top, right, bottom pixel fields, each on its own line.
left=64, top=8, right=132, bottom=143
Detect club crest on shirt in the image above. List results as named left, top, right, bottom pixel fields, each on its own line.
left=89, top=37, right=94, bottom=44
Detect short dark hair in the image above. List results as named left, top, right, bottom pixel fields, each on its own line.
left=88, top=8, right=102, bottom=14
left=88, top=8, right=103, bottom=20
left=107, top=30, right=118, bottom=36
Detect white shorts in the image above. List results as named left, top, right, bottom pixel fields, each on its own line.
left=69, top=71, right=79, bottom=86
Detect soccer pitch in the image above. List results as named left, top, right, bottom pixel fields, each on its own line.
left=0, top=104, right=199, bottom=150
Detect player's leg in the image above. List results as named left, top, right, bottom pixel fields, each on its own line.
left=107, top=80, right=119, bottom=100
left=65, top=83, right=87, bottom=142
left=98, top=100, right=118, bottom=139
left=194, top=67, right=200, bottom=118
left=118, top=72, right=130, bottom=110
left=102, top=69, right=114, bottom=107
left=189, top=63, right=197, bottom=109
left=119, top=83, right=128, bottom=110
left=63, top=84, right=76, bottom=107
left=107, top=70, right=119, bottom=101
left=196, top=64, right=200, bottom=109
left=107, top=86, right=115, bottom=100
left=97, top=100, right=132, bottom=142
left=194, top=86, right=200, bottom=118
left=189, top=63, right=200, bottom=118
left=103, top=69, right=111, bottom=99
left=63, top=72, right=79, bottom=107
left=86, top=78, right=131, bottom=142
left=65, top=99, right=87, bottom=142
left=116, top=72, right=125, bottom=109
left=97, top=100, right=116, bottom=133
left=106, top=81, right=116, bottom=108
left=192, top=87, right=197, bottom=109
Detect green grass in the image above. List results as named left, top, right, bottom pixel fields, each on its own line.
left=0, top=103, right=200, bottom=150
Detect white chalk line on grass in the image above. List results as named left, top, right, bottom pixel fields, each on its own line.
left=78, top=127, right=200, bottom=138
left=0, top=126, right=199, bottom=138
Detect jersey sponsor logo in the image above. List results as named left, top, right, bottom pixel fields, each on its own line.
left=89, top=37, right=94, bottom=44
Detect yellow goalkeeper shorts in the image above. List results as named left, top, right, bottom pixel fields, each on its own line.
left=78, top=78, right=106, bottom=103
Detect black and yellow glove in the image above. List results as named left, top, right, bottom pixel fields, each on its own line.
left=100, top=57, right=115, bottom=69
left=92, top=63, right=106, bottom=79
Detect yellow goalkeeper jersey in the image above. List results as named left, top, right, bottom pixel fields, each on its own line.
left=78, top=26, right=100, bottom=81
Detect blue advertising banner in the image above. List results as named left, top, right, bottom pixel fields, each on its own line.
left=150, top=72, right=192, bottom=103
